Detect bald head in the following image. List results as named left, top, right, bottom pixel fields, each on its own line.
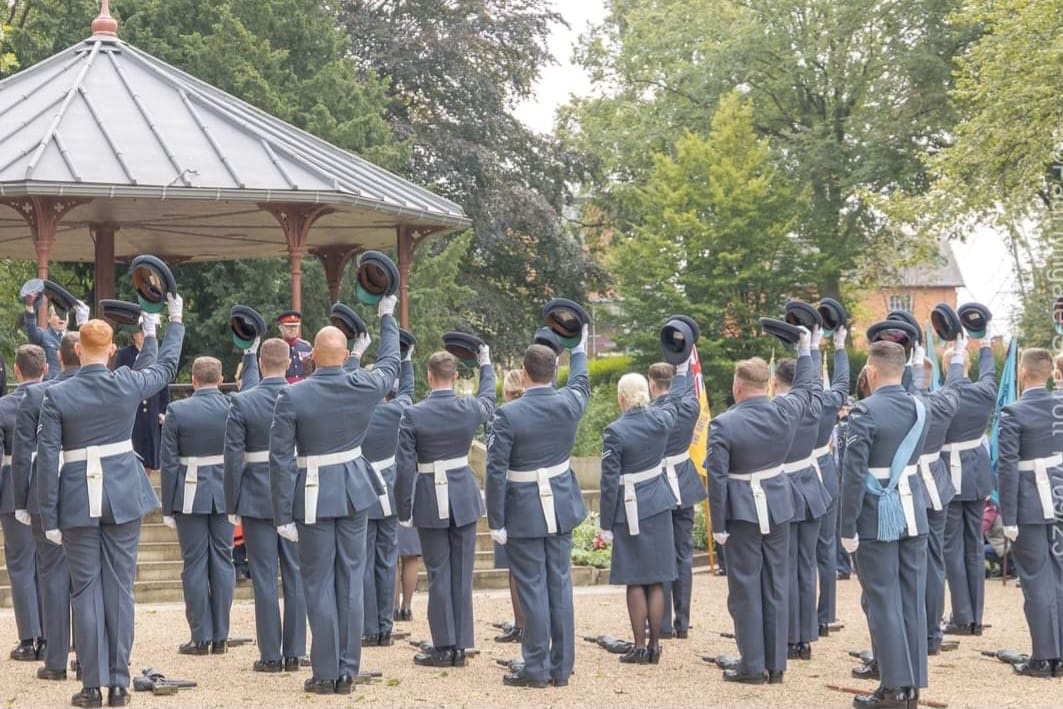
left=312, top=326, right=348, bottom=368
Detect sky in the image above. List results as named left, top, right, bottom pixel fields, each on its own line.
left=513, top=1, right=1018, bottom=335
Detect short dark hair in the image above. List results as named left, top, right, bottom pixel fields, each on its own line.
left=1021, top=348, right=1053, bottom=382
left=868, top=341, right=906, bottom=378
left=774, top=358, right=796, bottom=386
left=647, top=362, right=674, bottom=391
left=191, top=356, right=223, bottom=385
left=16, top=344, right=46, bottom=379
left=427, top=351, right=457, bottom=381
left=60, top=332, right=80, bottom=367
left=523, top=344, right=556, bottom=384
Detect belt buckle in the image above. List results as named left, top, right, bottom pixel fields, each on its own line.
left=305, top=479, right=319, bottom=489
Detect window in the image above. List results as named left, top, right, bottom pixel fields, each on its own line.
left=888, top=293, right=913, bottom=313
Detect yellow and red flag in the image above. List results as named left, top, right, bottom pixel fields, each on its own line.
left=687, top=344, right=712, bottom=479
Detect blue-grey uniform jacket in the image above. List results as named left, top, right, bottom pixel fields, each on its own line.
left=11, top=370, right=78, bottom=514
left=913, top=361, right=964, bottom=508
left=811, top=348, right=850, bottom=499
left=707, top=352, right=815, bottom=532
left=781, top=367, right=827, bottom=519
left=840, top=384, right=931, bottom=540
left=361, top=359, right=415, bottom=520
left=599, top=375, right=690, bottom=531
left=997, top=387, right=1063, bottom=527
left=0, top=384, right=33, bottom=513
left=942, top=346, right=997, bottom=501
left=270, top=316, right=401, bottom=525
left=652, top=371, right=706, bottom=509
left=225, top=355, right=286, bottom=521
left=395, top=364, right=496, bottom=529
left=161, top=389, right=231, bottom=515
left=36, top=325, right=184, bottom=531
left=23, top=312, right=61, bottom=381
left=485, top=351, right=590, bottom=537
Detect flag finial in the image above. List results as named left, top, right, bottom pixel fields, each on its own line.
left=91, top=0, right=119, bottom=37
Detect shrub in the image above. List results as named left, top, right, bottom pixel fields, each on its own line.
left=570, top=514, right=612, bottom=568
left=572, top=386, right=621, bottom=457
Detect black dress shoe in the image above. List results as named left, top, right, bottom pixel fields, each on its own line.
left=253, top=660, right=284, bottom=673
left=787, top=644, right=800, bottom=660
left=768, top=671, right=784, bottom=684
left=619, top=648, right=649, bottom=664
left=502, top=672, right=548, bottom=688
left=35, top=638, right=48, bottom=660
left=494, top=626, right=523, bottom=643
left=837, top=571, right=851, bottom=580
left=647, top=646, right=662, bottom=665
left=335, top=673, right=354, bottom=695
left=941, top=621, right=977, bottom=636
left=722, top=669, right=768, bottom=684
left=1013, top=659, right=1055, bottom=678
left=798, top=642, right=812, bottom=660
left=71, top=688, right=103, bottom=708
left=819, top=623, right=830, bottom=638
left=10, top=639, right=38, bottom=661
left=852, top=686, right=911, bottom=709
left=38, top=667, right=68, bottom=680
left=211, top=640, right=227, bottom=654
left=852, top=661, right=880, bottom=681
left=304, top=677, right=336, bottom=694
left=397, top=608, right=412, bottom=622
left=452, top=648, right=467, bottom=667
left=283, top=656, right=301, bottom=672
left=377, top=631, right=393, bottom=647
left=674, top=629, right=688, bottom=639
left=550, top=677, right=569, bottom=687
left=414, top=647, right=454, bottom=667
left=178, top=641, right=210, bottom=656
left=107, top=686, right=130, bottom=707
left=362, top=634, right=380, bottom=647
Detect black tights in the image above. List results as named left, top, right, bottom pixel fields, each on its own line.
left=626, top=583, right=664, bottom=648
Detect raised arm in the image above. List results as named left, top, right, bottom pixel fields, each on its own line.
left=11, top=390, right=41, bottom=511
left=474, top=363, right=497, bottom=425
left=357, top=313, right=400, bottom=401
left=131, top=335, right=158, bottom=370
left=995, top=408, right=1020, bottom=528
left=159, top=408, right=181, bottom=515
left=240, top=350, right=260, bottom=390
left=826, top=347, right=850, bottom=408
left=485, top=408, right=514, bottom=532
left=974, top=343, right=997, bottom=398
left=36, top=391, right=62, bottom=532
left=132, top=322, right=185, bottom=400
left=565, top=346, right=591, bottom=417
left=598, top=425, right=623, bottom=531
left=839, top=403, right=874, bottom=539
left=395, top=359, right=415, bottom=406
left=23, top=310, right=43, bottom=346
left=775, top=349, right=818, bottom=424
left=268, top=388, right=298, bottom=527
left=223, top=399, right=247, bottom=515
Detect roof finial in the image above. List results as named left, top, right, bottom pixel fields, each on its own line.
left=91, top=0, right=119, bottom=37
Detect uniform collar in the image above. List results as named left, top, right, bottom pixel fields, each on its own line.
left=259, top=376, right=286, bottom=386
left=875, top=384, right=906, bottom=395
left=1022, top=386, right=1050, bottom=399
left=193, top=387, right=224, bottom=397
left=523, top=387, right=554, bottom=397
left=77, top=364, right=110, bottom=375
left=311, top=366, right=344, bottom=378
left=621, top=406, right=647, bottom=419
left=429, top=389, right=456, bottom=399
left=57, top=368, right=79, bottom=380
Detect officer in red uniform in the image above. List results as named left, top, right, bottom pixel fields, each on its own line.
left=277, top=312, right=313, bottom=383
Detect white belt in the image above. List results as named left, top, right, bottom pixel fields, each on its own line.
left=942, top=438, right=982, bottom=492
left=618, top=465, right=663, bottom=536
left=729, top=465, right=784, bottom=534
left=177, top=455, right=224, bottom=515
left=917, top=452, right=943, bottom=511
left=810, top=444, right=830, bottom=484
left=244, top=450, right=269, bottom=464
left=869, top=465, right=919, bottom=536
left=2, top=454, right=11, bottom=467
left=297, top=446, right=363, bottom=524
left=662, top=451, right=689, bottom=506
left=417, top=455, right=469, bottom=521
left=369, top=456, right=396, bottom=517
left=506, top=460, right=570, bottom=534
left=63, top=440, right=134, bottom=519
left=1017, top=454, right=1062, bottom=520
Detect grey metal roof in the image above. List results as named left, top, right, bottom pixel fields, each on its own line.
left=885, top=239, right=966, bottom=289
left=0, top=31, right=469, bottom=261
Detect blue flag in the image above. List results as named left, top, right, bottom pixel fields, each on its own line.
left=925, top=327, right=942, bottom=392
left=989, top=338, right=1018, bottom=503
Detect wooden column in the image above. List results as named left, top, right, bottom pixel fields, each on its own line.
left=310, top=245, right=362, bottom=304
left=396, top=225, right=414, bottom=328
left=91, top=223, right=117, bottom=313
left=260, top=203, right=334, bottom=312
left=0, top=196, right=88, bottom=325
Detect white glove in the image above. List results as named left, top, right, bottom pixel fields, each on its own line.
left=246, top=337, right=260, bottom=355
left=797, top=326, right=811, bottom=353
left=140, top=312, right=159, bottom=338
left=598, top=528, right=613, bottom=544
left=810, top=325, right=823, bottom=350
left=14, top=509, right=31, bottom=526
left=227, top=515, right=241, bottom=526
left=477, top=344, right=491, bottom=367
left=572, top=324, right=590, bottom=355
left=74, top=300, right=90, bottom=327
left=911, top=342, right=926, bottom=368
left=833, top=325, right=848, bottom=350
left=377, top=294, right=397, bottom=318
left=352, top=332, right=371, bottom=358
left=712, top=532, right=729, bottom=546
left=1003, top=525, right=1019, bottom=542
left=841, top=536, right=860, bottom=554
left=490, top=528, right=508, bottom=545
left=166, top=293, right=183, bottom=322
left=399, top=518, right=413, bottom=528
left=45, top=529, right=63, bottom=545
left=162, top=515, right=176, bottom=530
left=277, top=522, right=299, bottom=542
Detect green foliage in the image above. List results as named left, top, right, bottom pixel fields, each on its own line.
left=0, top=23, right=16, bottom=73
left=573, top=386, right=620, bottom=458
left=693, top=503, right=708, bottom=551
left=570, top=515, right=611, bottom=569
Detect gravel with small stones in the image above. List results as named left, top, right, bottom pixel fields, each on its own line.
left=0, top=571, right=1050, bottom=708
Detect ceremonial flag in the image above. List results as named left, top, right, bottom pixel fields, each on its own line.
left=925, top=327, right=942, bottom=392
left=989, top=337, right=1018, bottom=502
left=688, top=344, right=712, bottom=479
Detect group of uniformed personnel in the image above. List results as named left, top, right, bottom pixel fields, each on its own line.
left=3, top=270, right=1063, bottom=709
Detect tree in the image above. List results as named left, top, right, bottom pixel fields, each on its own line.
left=340, top=0, right=606, bottom=361
left=563, top=0, right=970, bottom=298
left=610, top=92, right=808, bottom=404
left=0, top=22, right=16, bottom=74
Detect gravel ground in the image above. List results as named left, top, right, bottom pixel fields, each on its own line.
left=0, top=571, right=1052, bottom=708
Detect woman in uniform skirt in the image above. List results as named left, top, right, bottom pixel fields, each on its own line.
left=395, top=528, right=422, bottom=621
left=492, top=371, right=526, bottom=642
left=599, top=362, right=692, bottom=664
